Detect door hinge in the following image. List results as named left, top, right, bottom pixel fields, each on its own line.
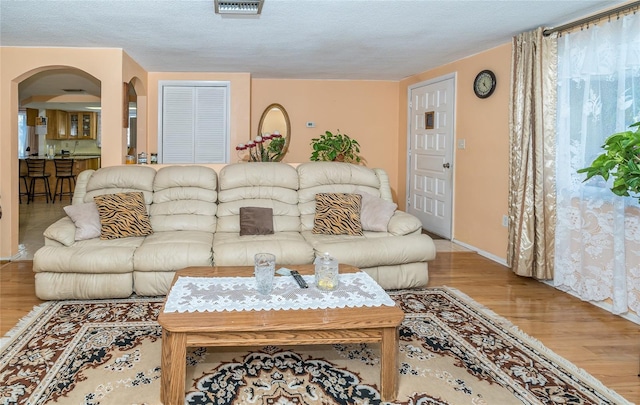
left=409, top=101, right=413, bottom=108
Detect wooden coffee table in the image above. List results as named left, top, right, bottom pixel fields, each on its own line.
left=157, top=264, right=405, bottom=405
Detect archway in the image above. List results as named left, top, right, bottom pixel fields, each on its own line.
left=1, top=48, right=147, bottom=259
left=18, top=67, right=101, bottom=258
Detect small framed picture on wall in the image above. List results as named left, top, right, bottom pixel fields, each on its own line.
left=425, top=111, right=434, bottom=130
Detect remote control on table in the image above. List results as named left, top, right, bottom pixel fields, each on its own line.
left=290, top=270, right=308, bottom=288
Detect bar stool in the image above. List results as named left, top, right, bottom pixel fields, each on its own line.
left=53, top=159, right=76, bottom=203
left=19, top=159, right=30, bottom=204
left=26, top=159, right=52, bottom=204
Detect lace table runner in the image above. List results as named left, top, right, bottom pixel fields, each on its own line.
left=163, top=272, right=395, bottom=313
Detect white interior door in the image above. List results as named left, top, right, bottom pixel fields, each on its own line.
left=407, top=75, right=455, bottom=239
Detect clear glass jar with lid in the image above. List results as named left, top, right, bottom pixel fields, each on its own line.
left=314, top=252, right=339, bottom=291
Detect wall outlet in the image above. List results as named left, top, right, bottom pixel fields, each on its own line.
left=502, top=215, right=509, bottom=227
left=65, top=142, right=69, bottom=147
left=306, top=121, right=315, bottom=128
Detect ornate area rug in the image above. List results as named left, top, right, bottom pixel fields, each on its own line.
left=0, top=287, right=631, bottom=405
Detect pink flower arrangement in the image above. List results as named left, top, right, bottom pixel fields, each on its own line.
left=236, top=131, right=285, bottom=162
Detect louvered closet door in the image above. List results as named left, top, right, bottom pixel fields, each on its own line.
left=161, top=83, right=229, bottom=164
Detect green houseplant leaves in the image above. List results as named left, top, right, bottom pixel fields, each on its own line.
left=310, top=130, right=362, bottom=163
left=577, top=121, right=640, bottom=201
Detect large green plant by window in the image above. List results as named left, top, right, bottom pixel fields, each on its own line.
left=309, top=130, right=362, bottom=163
left=577, top=121, right=640, bottom=201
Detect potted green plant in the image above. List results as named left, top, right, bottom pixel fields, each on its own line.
left=577, top=121, right=640, bottom=201
left=310, top=130, right=362, bottom=163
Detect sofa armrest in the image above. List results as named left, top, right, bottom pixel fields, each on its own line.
left=387, top=211, right=423, bottom=236
left=43, top=217, right=77, bottom=247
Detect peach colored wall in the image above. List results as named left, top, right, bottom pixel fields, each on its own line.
left=146, top=72, right=251, bottom=161
left=1, top=45, right=509, bottom=261
left=0, top=47, right=129, bottom=258
left=251, top=79, right=400, bottom=196
left=123, top=52, right=148, bottom=162
left=399, top=43, right=512, bottom=261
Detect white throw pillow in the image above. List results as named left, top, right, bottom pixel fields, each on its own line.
left=358, top=191, right=397, bottom=232
left=63, top=202, right=101, bottom=240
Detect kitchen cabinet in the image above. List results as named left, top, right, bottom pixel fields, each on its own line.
left=73, top=157, right=100, bottom=173
left=46, top=110, right=69, bottom=140
left=26, top=108, right=38, bottom=126
left=69, top=112, right=97, bottom=140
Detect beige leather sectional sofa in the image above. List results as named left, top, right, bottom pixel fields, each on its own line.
left=33, top=162, right=436, bottom=300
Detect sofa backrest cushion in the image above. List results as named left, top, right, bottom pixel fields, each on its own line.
left=82, top=166, right=157, bottom=205
left=149, top=165, right=218, bottom=232
left=297, top=162, right=392, bottom=232
left=216, top=162, right=300, bottom=233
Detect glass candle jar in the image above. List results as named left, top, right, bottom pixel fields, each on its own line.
left=314, top=252, right=339, bottom=291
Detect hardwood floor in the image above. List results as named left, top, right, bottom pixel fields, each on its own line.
left=1, top=253, right=638, bottom=402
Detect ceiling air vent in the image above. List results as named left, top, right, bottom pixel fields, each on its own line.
left=214, top=0, right=264, bottom=15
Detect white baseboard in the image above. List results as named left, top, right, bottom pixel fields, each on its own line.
left=541, top=280, right=640, bottom=325
left=451, top=239, right=509, bottom=268
left=448, top=240, right=639, bottom=324
left=1, top=253, right=24, bottom=261
left=1, top=245, right=27, bottom=262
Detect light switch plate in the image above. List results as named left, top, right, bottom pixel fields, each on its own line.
left=457, top=139, right=466, bottom=149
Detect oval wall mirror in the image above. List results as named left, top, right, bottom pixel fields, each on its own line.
left=257, top=103, right=290, bottom=162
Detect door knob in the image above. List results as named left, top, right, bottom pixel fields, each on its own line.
left=443, top=163, right=450, bottom=169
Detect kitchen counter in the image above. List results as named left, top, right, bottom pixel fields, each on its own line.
left=20, top=154, right=101, bottom=160
left=19, top=156, right=101, bottom=202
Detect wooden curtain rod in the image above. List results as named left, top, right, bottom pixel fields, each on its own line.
left=543, top=1, right=640, bottom=36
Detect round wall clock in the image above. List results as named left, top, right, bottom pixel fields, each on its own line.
left=473, top=70, right=496, bottom=99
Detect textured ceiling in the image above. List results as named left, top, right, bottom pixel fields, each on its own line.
left=1, top=0, right=627, bottom=103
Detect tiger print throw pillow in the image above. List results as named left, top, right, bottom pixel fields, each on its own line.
left=312, top=193, right=363, bottom=236
left=93, top=192, right=153, bottom=240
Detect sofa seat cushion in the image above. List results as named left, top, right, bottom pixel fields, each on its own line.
left=133, top=272, right=176, bottom=296
left=301, top=231, right=436, bottom=269
left=361, top=263, right=429, bottom=290
left=35, top=273, right=133, bottom=300
left=33, top=237, right=144, bottom=274
left=213, top=232, right=315, bottom=266
left=134, top=230, right=213, bottom=272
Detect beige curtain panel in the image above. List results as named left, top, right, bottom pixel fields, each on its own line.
left=507, top=27, right=557, bottom=279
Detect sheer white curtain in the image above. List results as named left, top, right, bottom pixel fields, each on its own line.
left=555, top=12, right=640, bottom=317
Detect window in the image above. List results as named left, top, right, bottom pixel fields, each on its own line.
left=18, top=110, right=27, bottom=156
left=556, top=20, right=640, bottom=194
left=554, top=12, right=640, bottom=317
left=158, top=81, right=230, bottom=164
